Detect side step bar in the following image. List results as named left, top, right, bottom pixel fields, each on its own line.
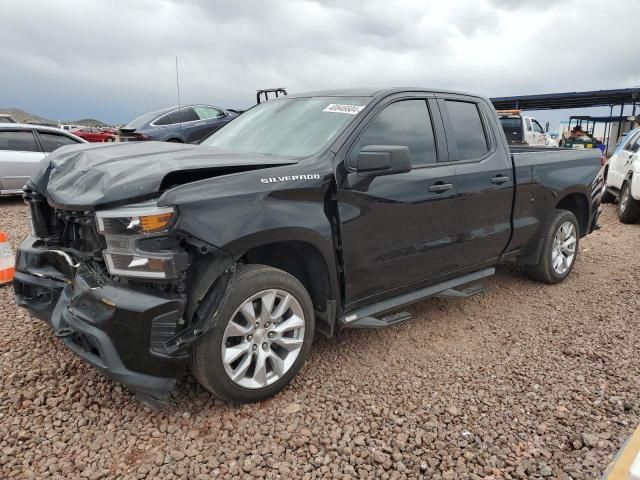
left=343, top=267, right=494, bottom=328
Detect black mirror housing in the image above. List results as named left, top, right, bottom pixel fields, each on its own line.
left=356, top=145, right=412, bottom=177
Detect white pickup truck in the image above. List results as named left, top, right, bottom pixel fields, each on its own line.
left=497, top=110, right=556, bottom=147
left=604, top=128, right=640, bottom=223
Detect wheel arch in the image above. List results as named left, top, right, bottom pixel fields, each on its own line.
left=555, top=192, right=590, bottom=237
left=239, top=238, right=339, bottom=338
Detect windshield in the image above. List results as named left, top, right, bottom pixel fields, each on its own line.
left=202, top=97, right=369, bottom=157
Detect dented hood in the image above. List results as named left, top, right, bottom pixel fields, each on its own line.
left=30, top=141, right=297, bottom=210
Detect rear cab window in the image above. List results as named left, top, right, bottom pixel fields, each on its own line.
left=443, top=100, right=490, bottom=161
left=0, top=130, right=40, bottom=152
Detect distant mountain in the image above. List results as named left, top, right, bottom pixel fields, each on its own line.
left=0, top=108, right=111, bottom=127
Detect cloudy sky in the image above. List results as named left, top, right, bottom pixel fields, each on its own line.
left=2, top=0, right=640, bottom=128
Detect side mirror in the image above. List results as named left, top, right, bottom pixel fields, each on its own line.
left=355, top=145, right=412, bottom=177
left=545, top=121, right=550, bottom=133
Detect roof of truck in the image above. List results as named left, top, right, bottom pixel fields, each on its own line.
left=287, top=87, right=481, bottom=99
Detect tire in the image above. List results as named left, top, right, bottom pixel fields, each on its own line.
left=191, top=265, right=315, bottom=403
left=526, top=209, right=579, bottom=284
left=617, top=181, right=640, bottom=224
left=106, top=137, right=115, bottom=142
left=167, top=138, right=183, bottom=143
left=601, top=189, right=616, bottom=204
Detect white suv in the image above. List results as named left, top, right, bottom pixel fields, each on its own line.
left=604, top=128, right=640, bottom=223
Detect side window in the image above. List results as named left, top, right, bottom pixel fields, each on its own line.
left=155, top=111, right=178, bottom=126
left=39, top=132, right=81, bottom=152
left=179, top=107, right=199, bottom=122
left=350, top=99, right=437, bottom=166
left=532, top=120, right=544, bottom=133
left=444, top=100, right=489, bottom=161
left=155, top=108, right=198, bottom=125
left=0, top=131, right=40, bottom=152
left=194, top=106, right=225, bottom=120
left=624, top=132, right=640, bottom=152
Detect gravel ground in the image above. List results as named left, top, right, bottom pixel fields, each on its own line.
left=1, top=196, right=639, bottom=479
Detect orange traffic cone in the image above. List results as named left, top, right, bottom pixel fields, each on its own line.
left=0, top=232, right=15, bottom=285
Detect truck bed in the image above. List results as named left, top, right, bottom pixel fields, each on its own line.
left=509, top=145, right=601, bottom=167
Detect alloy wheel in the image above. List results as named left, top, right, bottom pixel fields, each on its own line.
left=551, top=221, right=577, bottom=275
left=221, top=289, right=305, bottom=389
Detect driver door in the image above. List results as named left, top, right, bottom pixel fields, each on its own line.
left=336, top=95, right=458, bottom=307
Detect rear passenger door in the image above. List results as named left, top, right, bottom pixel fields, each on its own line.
left=337, top=95, right=458, bottom=306
left=0, top=129, right=45, bottom=192
left=436, top=95, right=513, bottom=269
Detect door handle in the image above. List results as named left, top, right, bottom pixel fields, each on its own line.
left=428, top=183, right=453, bottom=193
left=491, top=175, right=509, bottom=185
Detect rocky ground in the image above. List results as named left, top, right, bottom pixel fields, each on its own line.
left=0, top=197, right=638, bottom=479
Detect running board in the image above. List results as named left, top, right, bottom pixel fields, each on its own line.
left=343, top=268, right=494, bottom=328
left=437, top=284, right=485, bottom=298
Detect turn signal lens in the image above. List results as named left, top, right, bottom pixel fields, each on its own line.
left=140, top=213, right=173, bottom=232
left=96, top=205, right=175, bottom=235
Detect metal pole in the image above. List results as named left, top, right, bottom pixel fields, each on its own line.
left=617, top=103, right=625, bottom=145
left=604, top=104, right=613, bottom=153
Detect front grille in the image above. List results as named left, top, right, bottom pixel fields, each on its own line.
left=24, top=192, right=104, bottom=258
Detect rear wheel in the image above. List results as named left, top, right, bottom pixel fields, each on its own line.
left=191, top=265, right=315, bottom=403
left=526, top=209, right=579, bottom=284
left=618, top=181, right=640, bottom=223
left=106, top=137, right=115, bottom=142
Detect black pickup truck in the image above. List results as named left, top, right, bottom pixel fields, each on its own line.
left=14, top=88, right=603, bottom=404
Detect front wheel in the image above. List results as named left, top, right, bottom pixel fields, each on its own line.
left=191, top=265, right=315, bottom=403
left=526, top=209, right=579, bottom=284
left=618, top=181, right=640, bottom=224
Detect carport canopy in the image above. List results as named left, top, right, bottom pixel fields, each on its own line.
left=491, top=88, right=640, bottom=111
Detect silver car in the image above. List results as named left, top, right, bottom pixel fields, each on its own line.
left=0, top=124, right=86, bottom=195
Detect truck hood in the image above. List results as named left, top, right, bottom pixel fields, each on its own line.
left=30, top=141, right=298, bottom=210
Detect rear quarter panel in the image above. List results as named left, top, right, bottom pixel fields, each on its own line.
left=505, top=147, right=601, bottom=258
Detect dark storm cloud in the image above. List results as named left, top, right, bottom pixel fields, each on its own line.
left=2, top=0, right=639, bottom=125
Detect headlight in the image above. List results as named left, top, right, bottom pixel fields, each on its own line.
left=96, top=205, right=175, bottom=235
left=95, top=204, right=182, bottom=279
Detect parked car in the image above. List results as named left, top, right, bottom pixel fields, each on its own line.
left=72, top=127, right=116, bottom=143
left=497, top=110, right=555, bottom=146
left=119, top=104, right=237, bottom=144
left=0, top=114, right=16, bottom=124
left=15, top=88, right=602, bottom=405
left=603, top=127, right=640, bottom=222
left=59, top=124, right=82, bottom=131
left=0, top=124, right=86, bottom=195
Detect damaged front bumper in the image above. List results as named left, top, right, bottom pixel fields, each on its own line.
left=14, top=236, right=192, bottom=403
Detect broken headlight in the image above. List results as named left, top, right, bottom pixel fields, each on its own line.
left=95, top=204, right=182, bottom=279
